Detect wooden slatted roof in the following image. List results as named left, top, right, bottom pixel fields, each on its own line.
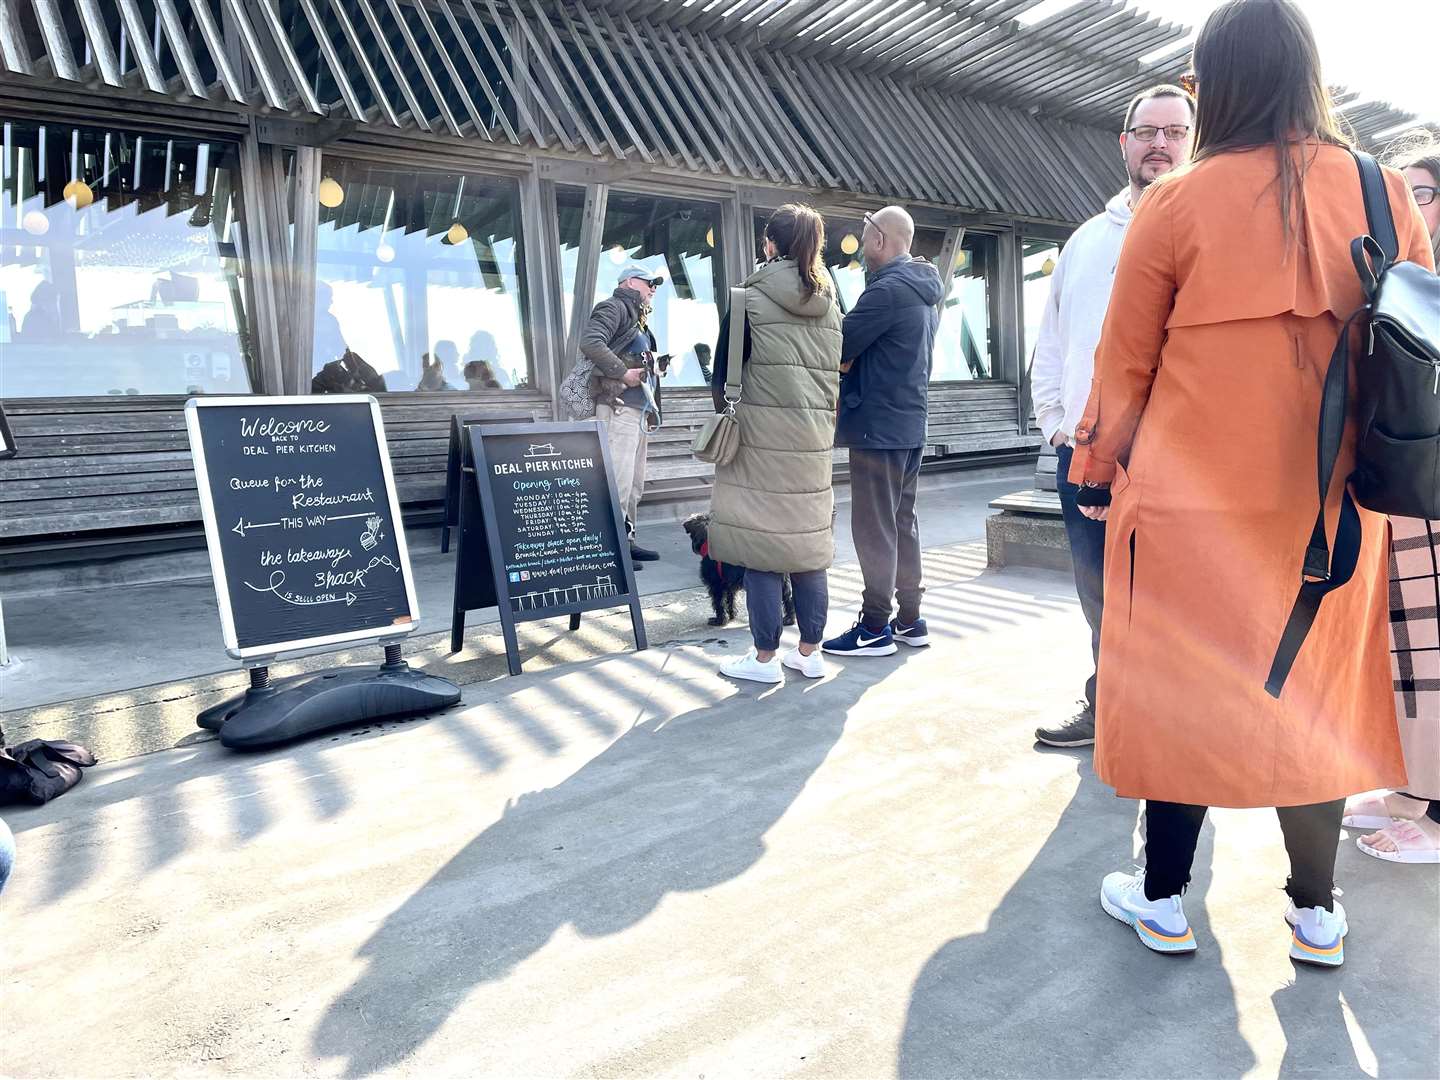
left=0, top=0, right=1427, bottom=225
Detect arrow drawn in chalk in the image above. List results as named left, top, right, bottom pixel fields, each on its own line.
left=232, top=511, right=375, bottom=537
left=243, top=570, right=356, bottom=607
left=232, top=517, right=282, bottom=538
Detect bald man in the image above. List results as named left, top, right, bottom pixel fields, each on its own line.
left=823, top=205, right=944, bottom=658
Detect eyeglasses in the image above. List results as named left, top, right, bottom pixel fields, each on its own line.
left=1178, top=73, right=1197, bottom=95
left=1412, top=185, right=1437, bottom=207
left=862, top=211, right=890, bottom=246
left=1126, top=124, right=1191, bottom=143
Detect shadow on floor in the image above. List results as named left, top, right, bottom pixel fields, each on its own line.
left=309, top=648, right=895, bottom=1077
left=897, top=755, right=1256, bottom=1078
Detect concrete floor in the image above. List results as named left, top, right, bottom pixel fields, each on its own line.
left=0, top=466, right=1029, bottom=713
left=2, top=525, right=1436, bottom=1078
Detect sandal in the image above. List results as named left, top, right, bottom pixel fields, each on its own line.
left=1342, top=790, right=1428, bottom=831
left=1357, top=817, right=1440, bottom=865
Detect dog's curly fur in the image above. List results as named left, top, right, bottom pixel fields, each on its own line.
left=682, top=513, right=794, bottom=627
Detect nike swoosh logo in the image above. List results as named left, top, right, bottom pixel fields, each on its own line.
left=857, top=635, right=886, bottom=646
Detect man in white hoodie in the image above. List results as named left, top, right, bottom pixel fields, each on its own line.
left=1032, top=84, right=1194, bottom=749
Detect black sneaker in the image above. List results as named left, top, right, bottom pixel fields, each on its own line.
left=630, top=543, right=660, bottom=562
left=1035, top=703, right=1096, bottom=748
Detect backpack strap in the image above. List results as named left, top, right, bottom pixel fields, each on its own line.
left=1267, top=307, right=1367, bottom=696
left=1353, top=150, right=1398, bottom=266
left=1267, top=153, right=1402, bottom=696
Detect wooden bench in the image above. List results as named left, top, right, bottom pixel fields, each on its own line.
left=0, top=392, right=548, bottom=549
left=641, top=384, right=1041, bottom=511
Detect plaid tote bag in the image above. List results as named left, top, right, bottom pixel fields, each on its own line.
left=1389, top=517, right=1440, bottom=797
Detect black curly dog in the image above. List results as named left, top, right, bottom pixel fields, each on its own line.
left=682, top=513, right=794, bottom=628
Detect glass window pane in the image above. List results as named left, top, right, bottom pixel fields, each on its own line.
left=564, top=189, right=725, bottom=389
left=310, top=160, right=531, bottom=393
left=1022, top=237, right=1063, bottom=365
left=1, top=121, right=253, bottom=397
left=933, top=233, right=999, bottom=382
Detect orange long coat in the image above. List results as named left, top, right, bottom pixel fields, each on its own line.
left=1070, top=142, right=1435, bottom=808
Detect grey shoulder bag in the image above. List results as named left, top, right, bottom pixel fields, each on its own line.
left=691, top=286, right=746, bottom=466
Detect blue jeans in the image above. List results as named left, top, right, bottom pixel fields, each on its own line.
left=1055, top=443, right=1106, bottom=709
left=746, top=569, right=829, bottom=652
left=0, top=816, right=14, bottom=896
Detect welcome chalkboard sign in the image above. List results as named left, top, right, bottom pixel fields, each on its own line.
left=186, top=396, right=419, bottom=659
left=451, top=421, right=646, bottom=674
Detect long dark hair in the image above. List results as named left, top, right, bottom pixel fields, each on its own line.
left=765, top=203, right=831, bottom=299
left=1191, top=0, right=1349, bottom=245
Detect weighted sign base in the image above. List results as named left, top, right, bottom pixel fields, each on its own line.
left=197, top=649, right=460, bottom=751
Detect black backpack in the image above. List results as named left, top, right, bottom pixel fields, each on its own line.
left=1266, top=151, right=1440, bottom=697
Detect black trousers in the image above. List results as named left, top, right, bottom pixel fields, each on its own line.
left=1144, top=798, right=1345, bottom=911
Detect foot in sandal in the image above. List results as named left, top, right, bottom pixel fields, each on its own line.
left=1341, top=790, right=1429, bottom=831
left=1357, top=816, right=1440, bottom=865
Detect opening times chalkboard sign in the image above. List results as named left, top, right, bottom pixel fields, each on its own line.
left=186, top=395, right=419, bottom=659
left=451, top=421, right=646, bottom=674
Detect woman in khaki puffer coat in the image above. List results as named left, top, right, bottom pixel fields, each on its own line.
left=708, top=204, right=843, bottom=685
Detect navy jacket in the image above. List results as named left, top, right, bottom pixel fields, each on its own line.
left=836, top=255, right=943, bottom=449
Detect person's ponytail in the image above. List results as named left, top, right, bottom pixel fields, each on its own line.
left=765, top=203, right=831, bottom=300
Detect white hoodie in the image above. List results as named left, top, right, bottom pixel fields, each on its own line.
left=1031, top=190, right=1133, bottom=444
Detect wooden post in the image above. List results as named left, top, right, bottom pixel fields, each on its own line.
left=561, top=181, right=610, bottom=370
left=288, top=145, right=321, bottom=395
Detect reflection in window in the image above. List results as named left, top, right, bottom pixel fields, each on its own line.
left=1022, top=237, right=1062, bottom=365
left=0, top=121, right=252, bottom=398
left=311, top=160, right=530, bottom=394
left=559, top=189, right=724, bottom=389
left=934, top=234, right=999, bottom=382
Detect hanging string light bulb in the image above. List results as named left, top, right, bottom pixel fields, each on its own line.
left=63, top=179, right=93, bottom=209
left=318, top=177, right=345, bottom=208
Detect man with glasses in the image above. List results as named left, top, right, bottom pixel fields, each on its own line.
left=1031, top=83, right=1194, bottom=748
left=823, top=205, right=944, bottom=657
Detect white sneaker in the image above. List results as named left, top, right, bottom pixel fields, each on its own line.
left=1100, top=870, right=1197, bottom=954
left=1285, top=898, right=1347, bottom=967
left=782, top=647, right=827, bottom=679
left=720, top=649, right=783, bottom=684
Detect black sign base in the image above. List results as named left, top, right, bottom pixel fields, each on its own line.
left=196, top=653, right=460, bottom=750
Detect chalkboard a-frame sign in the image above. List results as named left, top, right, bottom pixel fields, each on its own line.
left=453, top=421, right=647, bottom=675
left=186, top=395, right=420, bottom=659
left=184, top=395, right=457, bottom=750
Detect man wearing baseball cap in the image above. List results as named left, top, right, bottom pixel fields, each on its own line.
left=578, top=264, right=666, bottom=564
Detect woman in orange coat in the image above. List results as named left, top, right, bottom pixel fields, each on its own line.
left=1068, top=0, right=1435, bottom=967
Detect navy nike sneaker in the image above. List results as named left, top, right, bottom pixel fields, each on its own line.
left=890, top=617, right=930, bottom=648
left=822, top=620, right=898, bottom=656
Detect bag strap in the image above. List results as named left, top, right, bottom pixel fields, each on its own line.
left=1268, top=308, right=1365, bottom=695
left=723, top=286, right=746, bottom=406
left=1353, top=150, right=1398, bottom=267
left=1267, top=154, right=1400, bottom=696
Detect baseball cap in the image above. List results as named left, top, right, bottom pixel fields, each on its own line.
left=617, top=263, right=665, bottom=288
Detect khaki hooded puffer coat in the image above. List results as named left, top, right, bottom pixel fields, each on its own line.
left=707, top=258, right=842, bottom=574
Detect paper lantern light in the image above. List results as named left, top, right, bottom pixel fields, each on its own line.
left=1041, top=256, right=1056, bottom=276
left=22, top=209, right=50, bottom=235
left=446, top=222, right=469, bottom=246
left=840, top=233, right=860, bottom=255
left=318, top=177, right=345, bottom=208
left=705, top=227, right=714, bottom=248
left=376, top=242, right=396, bottom=264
